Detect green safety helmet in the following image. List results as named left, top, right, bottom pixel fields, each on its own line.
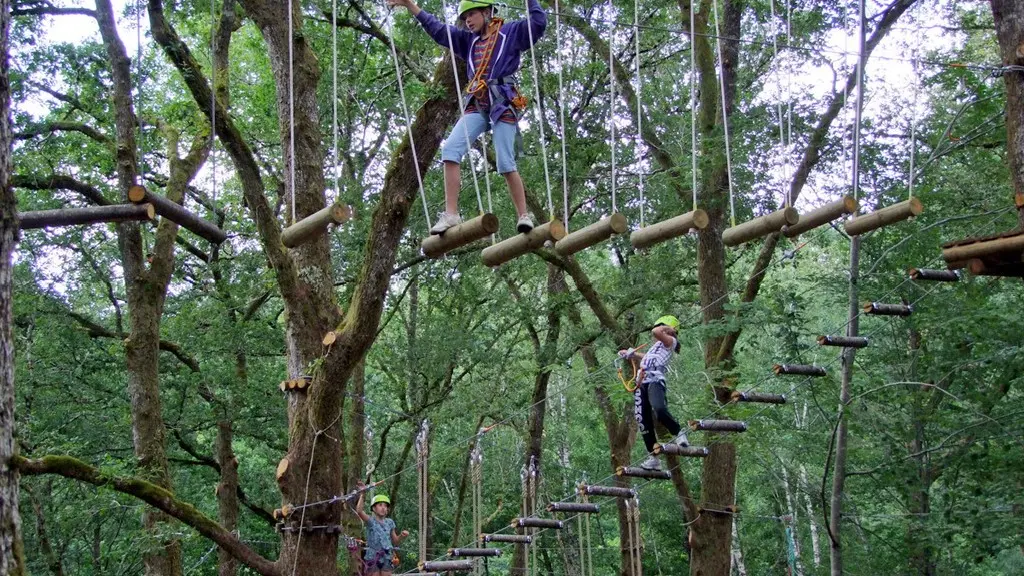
left=654, top=315, right=680, bottom=330
left=458, top=0, right=496, bottom=19
left=371, top=494, right=391, bottom=507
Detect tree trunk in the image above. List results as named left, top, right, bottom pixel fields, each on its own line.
left=781, top=467, right=803, bottom=576
left=990, top=0, right=1024, bottom=225
left=216, top=420, right=239, bottom=576
left=799, top=465, right=822, bottom=567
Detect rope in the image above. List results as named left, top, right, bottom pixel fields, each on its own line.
left=520, top=467, right=529, bottom=576
left=770, top=0, right=787, bottom=208
left=908, top=52, right=918, bottom=201
left=135, top=0, right=144, bottom=188
left=529, top=457, right=538, bottom=576
left=851, top=0, right=866, bottom=202
left=288, top=0, right=296, bottom=224
left=471, top=436, right=482, bottom=575
left=523, top=0, right=556, bottom=220
left=632, top=497, right=643, bottom=576
left=209, top=0, right=217, bottom=207
left=386, top=8, right=431, bottom=226
left=608, top=2, right=617, bottom=215
left=332, top=0, right=340, bottom=204
left=711, top=0, right=736, bottom=228
left=689, top=0, right=698, bottom=212
left=441, top=3, right=484, bottom=215
left=556, top=4, right=569, bottom=231
left=634, top=0, right=644, bottom=227
left=417, top=421, right=429, bottom=564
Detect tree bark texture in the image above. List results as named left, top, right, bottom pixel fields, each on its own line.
left=990, top=0, right=1024, bottom=225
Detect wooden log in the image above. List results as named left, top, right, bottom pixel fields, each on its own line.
left=908, top=268, right=959, bottom=282
left=276, top=458, right=289, bottom=481
left=817, top=335, right=869, bottom=348
left=967, top=258, right=1024, bottom=278
left=481, top=220, right=567, bottom=267
left=420, top=213, right=499, bottom=259
left=405, top=573, right=442, bottom=576
left=322, top=331, right=337, bottom=346
left=17, top=203, right=157, bottom=229
left=546, top=502, right=600, bottom=514
left=843, top=197, right=923, bottom=236
left=616, top=466, right=672, bottom=480
left=128, top=185, right=227, bottom=244
left=863, top=302, right=913, bottom=316
left=578, top=485, right=635, bottom=499
left=723, top=207, right=799, bottom=247
left=773, top=364, right=827, bottom=377
left=419, top=560, right=474, bottom=572
left=449, top=548, right=501, bottom=557
left=280, top=203, right=351, bottom=248
left=783, top=196, right=858, bottom=237
left=653, top=444, right=709, bottom=457
left=731, top=391, right=787, bottom=404
left=689, top=419, right=748, bottom=432
left=1016, top=192, right=1024, bottom=209
left=942, top=232, right=1024, bottom=264
left=630, top=209, right=709, bottom=250
left=278, top=380, right=289, bottom=392
left=554, top=213, right=628, bottom=256
left=481, top=534, right=532, bottom=544
left=512, top=517, right=563, bottom=529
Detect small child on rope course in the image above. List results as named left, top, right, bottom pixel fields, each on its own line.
left=387, top=0, right=547, bottom=236
left=355, top=490, right=409, bottom=576
left=619, top=315, right=689, bottom=471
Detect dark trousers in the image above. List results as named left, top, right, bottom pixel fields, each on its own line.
left=634, top=379, right=682, bottom=453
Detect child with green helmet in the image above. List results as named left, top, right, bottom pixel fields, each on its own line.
left=619, top=315, right=689, bottom=471
left=356, top=487, right=409, bottom=575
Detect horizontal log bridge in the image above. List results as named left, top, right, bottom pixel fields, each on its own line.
left=280, top=203, right=351, bottom=248
left=577, top=484, right=636, bottom=499
left=863, top=302, right=913, bottom=316
left=783, top=196, right=858, bottom=237
left=773, top=364, right=827, bottom=377
left=546, top=502, right=600, bottom=514
left=555, top=213, right=627, bottom=256
left=653, top=444, right=709, bottom=457
left=630, top=209, right=709, bottom=250
left=17, top=203, right=156, bottom=229
left=817, top=335, right=869, bottom=348
left=731, top=391, right=787, bottom=404
left=481, top=533, right=532, bottom=544
left=689, top=419, right=748, bottom=432
left=909, top=268, right=960, bottom=282
left=481, top=220, right=566, bottom=266
left=421, top=213, right=499, bottom=258
left=966, top=258, right=1024, bottom=277
left=419, top=560, right=474, bottom=572
left=616, top=466, right=671, bottom=480
left=512, top=517, right=564, bottom=530
left=449, top=548, right=501, bottom=557
left=942, top=232, right=1024, bottom=264
left=128, top=185, right=227, bottom=244
left=843, top=197, right=923, bottom=236
left=723, top=207, right=799, bottom=247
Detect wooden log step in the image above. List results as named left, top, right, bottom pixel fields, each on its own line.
left=481, top=220, right=566, bottom=267
left=967, top=257, right=1024, bottom=277
left=731, top=391, right=787, bottom=404
left=546, top=502, right=600, bottom=514
left=17, top=203, right=157, bottom=229
left=773, top=364, right=827, bottom=377
left=578, top=484, right=635, bottom=499
left=908, top=268, right=959, bottom=282
left=723, top=207, right=799, bottom=247
left=555, top=213, right=627, bottom=256
left=421, top=213, right=499, bottom=259
left=689, top=419, right=748, bottom=433
left=419, top=560, right=474, bottom=572
left=863, top=302, right=913, bottom=316
left=511, top=517, right=563, bottom=530
left=653, top=444, right=709, bottom=457
left=843, top=198, right=923, bottom=236
left=128, top=185, right=227, bottom=244
left=630, top=209, right=709, bottom=250
left=449, top=548, right=501, bottom=557
left=783, top=196, right=858, bottom=237
left=616, top=466, right=671, bottom=480
left=817, top=335, right=869, bottom=348
left=481, top=533, right=532, bottom=544
left=281, top=203, right=351, bottom=248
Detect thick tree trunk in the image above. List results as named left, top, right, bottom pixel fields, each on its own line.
left=990, top=0, right=1024, bottom=225
left=216, top=420, right=239, bottom=576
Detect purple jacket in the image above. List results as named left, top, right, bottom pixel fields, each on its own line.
left=414, top=0, right=547, bottom=125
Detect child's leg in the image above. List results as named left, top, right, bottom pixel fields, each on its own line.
left=439, top=113, right=490, bottom=215
left=492, top=121, right=528, bottom=217
left=647, top=381, right=682, bottom=436
left=503, top=171, right=528, bottom=217
left=444, top=161, right=462, bottom=214
left=634, top=382, right=657, bottom=453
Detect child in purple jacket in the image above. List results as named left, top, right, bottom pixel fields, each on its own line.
left=388, top=0, right=547, bottom=236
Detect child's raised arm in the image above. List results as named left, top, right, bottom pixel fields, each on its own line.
left=391, top=527, right=410, bottom=546
left=354, top=486, right=371, bottom=522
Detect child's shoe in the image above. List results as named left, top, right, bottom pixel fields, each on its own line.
left=430, top=212, right=463, bottom=235
left=516, top=212, right=535, bottom=234
left=640, top=455, right=662, bottom=471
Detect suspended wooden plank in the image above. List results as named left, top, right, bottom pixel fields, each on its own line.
left=783, top=196, right=858, bottom=238
left=908, top=268, right=959, bottom=282
left=723, top=207, right=799, bottom=247
left=421, top=213, right=499, bottom=259
left=481, top=220, right=566, bottom=267
left=689, top=419, right=748, bottom=433
left=863, top=302, right=913, bottom=316
left=449, top=548, right=501, bottom=557
left=511, top=517, right=563, bottom=530
left=554, top=213, right=627, bottom=256
left=281, top=203, right=351, bottom=248
left=616, top=466, right=671, bottom=480
left=629, top=209, right=709, bottom=250
left=481, top=533, right=532, bottom=544
left=653, top=443, right=709, bottom=457
left=731, top=391, right=787, bottom=404
left=773, top=364, right=827, bottom=377
left=546, top=502, right=600, bottom=514
left=942, top=228, right=1024, bottom=265
left=128, top=185, right=227, bottom=244
left=817, top=335, right=869, bottom=348
left=578, top=484, right=635, bottom=499
left=420, top=560, right=474, bottom=572
left=17, top=203, right=157, bottom=229
left=843, top=197, right=923, bottom=236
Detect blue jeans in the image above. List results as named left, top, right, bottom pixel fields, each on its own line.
left=441, top=112, right=518, bottom=174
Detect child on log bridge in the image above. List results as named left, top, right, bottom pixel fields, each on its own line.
left=356, top=491, right=409, bottom=576
left=620, top=315, right=689, bottom=471
left=388, top=0, right=547, bottom=236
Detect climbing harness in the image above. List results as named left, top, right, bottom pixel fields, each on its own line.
left=616, top=343, right=649, bottom=393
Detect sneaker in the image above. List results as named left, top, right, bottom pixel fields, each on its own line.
left=430, top=212, right=463, bottom=235
left=672, top=431, right=689, bottom=447
left=516, top=212, right=535, bottom=234
left=640, top=456, right=662, bottom=471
